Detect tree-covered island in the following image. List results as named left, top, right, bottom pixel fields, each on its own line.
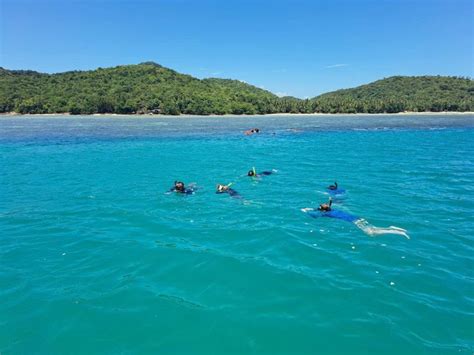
left=1, top=62, right=472, bottom=115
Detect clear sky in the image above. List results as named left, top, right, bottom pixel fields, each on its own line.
left=1, top=0, right=472, bottom=98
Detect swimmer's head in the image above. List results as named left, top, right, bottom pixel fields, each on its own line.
left=174, top=181, right=185, bottom=192
left=318, top=203, right=330, bottom=212
left=247, top=170, right=255, bottom=177
left=216, top=184, right=227, bottom=193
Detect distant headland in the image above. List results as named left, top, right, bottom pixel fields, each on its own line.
left=1, top=62, right=473, bottom=115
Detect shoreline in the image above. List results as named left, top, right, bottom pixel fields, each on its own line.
left=1, top=111, right=474, bottom=118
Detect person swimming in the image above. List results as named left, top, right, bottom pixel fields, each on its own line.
left=326, top=181, right=346, bottom=196
left=247, top=167, right=275, bottom=178
left=301, top=199, right=410, bottom=239
left=173, top=181, right=185, bottom=193
left=216, top=183, right=241, bottom=198
left=244, top=128, right=260, bottom=136
left=167, top=181, right=195, bottom=195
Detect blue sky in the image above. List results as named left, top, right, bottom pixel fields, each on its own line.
left=1, top=0, right=472, bottom=97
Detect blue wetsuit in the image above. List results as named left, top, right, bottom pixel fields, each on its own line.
left=327, top=187, right=346, bottom=195
left=308, top=209, right=359, bottom=223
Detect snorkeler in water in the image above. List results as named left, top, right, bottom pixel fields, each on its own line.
left=301, top=198, right=410, bottom=239
left=326, top=181, right=346, bottom=196
left=216, top=183, right=241, bottom=198
left=247, top=167, right=276, bottom=178
left=167, top=181, right=195, bottom=195
left=244, top=128, right=260, bottom=136
left=317, top=197, right=332, bottom=212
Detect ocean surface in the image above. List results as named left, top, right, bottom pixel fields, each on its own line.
left=1, top=114, right=473, bottom=354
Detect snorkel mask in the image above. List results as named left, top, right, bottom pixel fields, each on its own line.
left=175, top=181, right=185, bottom=192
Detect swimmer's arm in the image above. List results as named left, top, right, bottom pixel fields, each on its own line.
left=228, top=189, right=242, bottom=198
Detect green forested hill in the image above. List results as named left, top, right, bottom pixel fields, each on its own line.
left=0, top=63, right=472, bottom=115
left=0, top=62, right=282, bottom=115
left=312, top=76, right=474, bottom=113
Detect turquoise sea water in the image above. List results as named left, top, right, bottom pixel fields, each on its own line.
left=1, top=114, right=473, bottom=354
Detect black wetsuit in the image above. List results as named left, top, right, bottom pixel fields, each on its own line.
left=169, top=187, right=194, bottom=195
left=216, top=188, right=241, bottom=198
